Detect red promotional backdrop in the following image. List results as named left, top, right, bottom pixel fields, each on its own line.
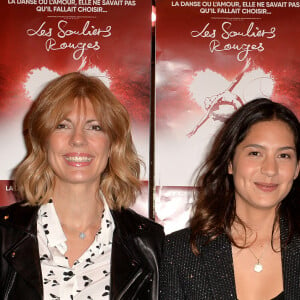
left=0, top=0, right=152, bottom=207
left=155, top=0, right=300, bottom=232
left=1, top=1, right=300, bottom=233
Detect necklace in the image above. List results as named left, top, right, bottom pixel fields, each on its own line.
left=78, top=216, right=102, bottom=240
left=248, top=244, right=267, bottom=273
left=62, top=208, right=103, bottom=240
left=79, top=232, right=86, bottom=239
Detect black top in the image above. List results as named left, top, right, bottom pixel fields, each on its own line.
left=0, top=202, right=164, bottom=300
left=271, top=291, right=284, bottom=300
left=159, top=216, right=300, bottom=299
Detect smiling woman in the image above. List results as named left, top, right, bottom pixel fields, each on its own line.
left=47, top=98, right=111, bottom=187
left=15, top=72, right=140, bottom=209
left=228, top=120, right=299, bottom=213
left=160, top=98, right=300, bottom=300
left=0, top=72, right=164, bottom=300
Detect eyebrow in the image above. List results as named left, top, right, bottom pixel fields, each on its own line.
left=243, top=144, right=296, bottom=151
left=85, top=119, right=99, bottom=123
left=62, top=118, right=99, bottom=123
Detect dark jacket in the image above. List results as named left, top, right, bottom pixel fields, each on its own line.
left=159, top=217, right=300, bottom=300
left=0, top=202, right=164, bottom=300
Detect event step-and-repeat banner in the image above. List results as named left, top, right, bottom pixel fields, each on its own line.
left=1, top=0, right=300, bottom=233
left=0, top=0, right=152, bottom=206
left=155, top=0, right=300, bottom=232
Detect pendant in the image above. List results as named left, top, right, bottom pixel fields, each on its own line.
left=254, top=262, right=263, bottom=272
left=79, top=232, right=86, bottom=239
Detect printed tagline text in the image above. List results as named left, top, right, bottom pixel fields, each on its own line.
left=171, top=1, right=300, bottom=15
left=7, top=0, right=136, bottom=14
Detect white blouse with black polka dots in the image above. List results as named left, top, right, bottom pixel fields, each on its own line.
left=37, top=199, right=115, bottom=300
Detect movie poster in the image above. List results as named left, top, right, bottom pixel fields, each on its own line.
left=0, top=0, right=152, bottom=207
left=155, top=0, right=300, bottom=233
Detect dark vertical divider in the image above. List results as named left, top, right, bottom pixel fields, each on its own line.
left=148, top=1, right=156, bottom=220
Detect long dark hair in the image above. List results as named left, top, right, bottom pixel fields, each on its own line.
left=190, top=98, right=300, bottom=254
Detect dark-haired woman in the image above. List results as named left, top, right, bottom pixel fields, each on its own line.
left=0, top=72, right=164, bottom=299
left=160, top=98, right=300, bottom=299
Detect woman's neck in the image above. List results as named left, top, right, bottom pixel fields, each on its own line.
left=51, top=182, right=103, bottom=229
left=232, top=206, right=280, bottom=247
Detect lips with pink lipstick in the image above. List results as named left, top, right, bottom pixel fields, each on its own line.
left=255, top=182, right=278, bottom=192
left=64, top=153, right=93, bottom=167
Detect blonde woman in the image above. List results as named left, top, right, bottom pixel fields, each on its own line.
left=0, top=72, right=164, bottom=300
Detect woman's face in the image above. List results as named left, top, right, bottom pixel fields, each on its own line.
left=47, top=98, right=110, bottom=188
left=228, top=120, right=299, bottom=212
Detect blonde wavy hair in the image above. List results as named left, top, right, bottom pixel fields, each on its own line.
left=14, top=72, right=142, bottom=210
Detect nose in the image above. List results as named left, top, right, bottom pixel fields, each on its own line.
left=261, top=156, right=278, bottom=177
left=69, top=127, right=87, bottom=147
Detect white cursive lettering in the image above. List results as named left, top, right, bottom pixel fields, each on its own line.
left=45, top=38, right=101, bottom=60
